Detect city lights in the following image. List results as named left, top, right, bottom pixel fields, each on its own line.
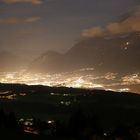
left=0, top=70, right=139, bottom=93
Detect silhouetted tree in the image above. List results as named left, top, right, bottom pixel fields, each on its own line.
left=0, top=108, right=6, bottom=128
left=68, top=110, right=87, bottom=139
left=53, top=120, right=67, bottom=136
left=7, top=112, right=18, bottom=129
left=112, top=124, right=135, bottom=140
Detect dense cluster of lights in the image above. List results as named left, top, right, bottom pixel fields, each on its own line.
left=122, top=73, right=140, bottom=85
left=0, top=70, right=140, bottom=93
left=0, top=70, right=104, bottom=89
left=0, top=93, right=16, bottom=100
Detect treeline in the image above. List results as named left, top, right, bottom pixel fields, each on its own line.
left=0, top=109, right=19, bottom=129
left=50, top=110, right=140, bottom=140
left=0, top=108, right=140, bottom=140
left=0, top=83, right=134, bottom=96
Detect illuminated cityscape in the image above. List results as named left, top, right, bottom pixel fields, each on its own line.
left=0, top=69, right=140, bottom=93
left=0, top=0, right=140, bottom=139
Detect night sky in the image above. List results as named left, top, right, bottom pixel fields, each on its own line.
left=0, top=0, right=140, bottom=59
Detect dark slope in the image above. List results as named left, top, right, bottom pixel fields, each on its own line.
left=29, top=32, right=140, bottom=74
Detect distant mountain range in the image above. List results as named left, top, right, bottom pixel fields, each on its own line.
left=29, top=32, right=140, bottom=74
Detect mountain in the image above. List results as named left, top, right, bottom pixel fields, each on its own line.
left=29, top=32, right=140, bottom=74
left=0, top=51, right=26, bottom=72
left=29, top=50, right=63, bottom=73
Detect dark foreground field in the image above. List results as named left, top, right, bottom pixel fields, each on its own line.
left=0, top=83, right=140, bottom=139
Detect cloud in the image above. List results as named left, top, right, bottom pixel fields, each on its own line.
left=82, top=7, right=140, bottom=38
left=0, top=17, right=41, bottom=24
left=2, top=0, right=43, bottom=5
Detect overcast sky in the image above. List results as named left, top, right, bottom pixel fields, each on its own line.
left=0, top=0, right=140, bottom=59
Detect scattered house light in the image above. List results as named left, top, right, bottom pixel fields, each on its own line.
left=104, top=132, right=107, bottom=136
left=48, top=120, right=54, bottom=124
left=50, top=93, right=55, bottom=95
left=24, top=121, right=33, bottom=126
left=60, top=101, right=64, bottom=104
left=19, top=118, right=24, bottom=122
left=63, top=94, right=69, bottom=96
left=19, top=93, right=27, bottom=96
left=65, top=101, right=71, bottom=106
left=126, top=41, right=130, bottom=45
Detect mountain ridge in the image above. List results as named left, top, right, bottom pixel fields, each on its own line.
left=29, top=32, right=140, bottom=74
